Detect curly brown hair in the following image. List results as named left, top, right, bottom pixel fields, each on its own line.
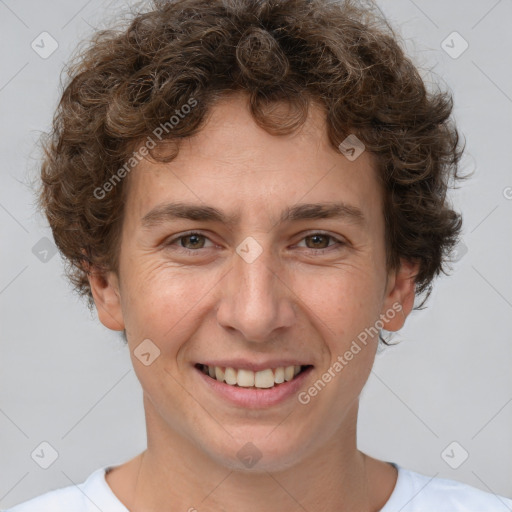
left=38, top=0, right=464, bottom=330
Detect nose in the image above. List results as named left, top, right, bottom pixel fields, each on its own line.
left=216, top=240, right=296, bottom=343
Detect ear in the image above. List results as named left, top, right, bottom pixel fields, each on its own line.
left=380, top=258, right=420, bottom=332
left=87, top=266, right=125, bottom=331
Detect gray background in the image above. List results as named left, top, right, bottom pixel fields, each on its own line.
left=1, top=0, right=511, bottom=508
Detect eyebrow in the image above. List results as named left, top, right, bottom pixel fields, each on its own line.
left=141, top=201, right=366, bottom=229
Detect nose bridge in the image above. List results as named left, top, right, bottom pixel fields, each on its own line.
left=216, top=237, right=295, bottom=341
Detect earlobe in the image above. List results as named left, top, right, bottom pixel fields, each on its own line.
left=381, top=258, right=419, bottom=332
left=87, top=267, right=125, bottom=331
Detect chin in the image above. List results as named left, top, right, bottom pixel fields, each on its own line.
left=202, top=426, right=309, bottom=473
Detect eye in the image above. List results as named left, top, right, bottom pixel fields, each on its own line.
left=165, top=232, right=215, bottom=252
left=295, top=232, right=345, bottom=253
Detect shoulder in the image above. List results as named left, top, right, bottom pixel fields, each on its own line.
left=381, top=463, right=512, bottom=512
left=2, top=483, right=89, bottom=512
left=1, top=466, right=127, bottom=512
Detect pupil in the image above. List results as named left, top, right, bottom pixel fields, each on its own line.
left=186, top=234, right=202, bottom=248
left=310, top=235, right=327, bottom=248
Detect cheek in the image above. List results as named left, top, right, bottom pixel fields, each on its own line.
left=305, top=273, right=384, bottom=385
left=120, top=260, right=218, bottom=342
left=300, top=265, right=384, bottom=335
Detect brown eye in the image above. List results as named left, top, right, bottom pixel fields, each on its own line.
left=304, top=234, right=332, bottom=249
left=180, top=233, right=206, bottom=249
left=164, top=231, right=215, bottom=252
left=295, top=232, right=346, bottom=254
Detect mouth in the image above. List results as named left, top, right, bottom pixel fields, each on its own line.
left=194, top=363, right=313, bottom=389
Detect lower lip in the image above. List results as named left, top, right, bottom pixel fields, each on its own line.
left=194, top=366, right=314, bottom=409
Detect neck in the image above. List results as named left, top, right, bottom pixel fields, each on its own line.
left=135, top=445, right=369, bottom=511
left=112, top=397, right=391, bottom=512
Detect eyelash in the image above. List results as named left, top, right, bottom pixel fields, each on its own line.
left=164, top=230, right=346, bottom=255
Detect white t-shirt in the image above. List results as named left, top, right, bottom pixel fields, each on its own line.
left=3, top=462, right=512, bottom=512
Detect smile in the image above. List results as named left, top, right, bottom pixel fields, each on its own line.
left=195, top=363, right=313, bottom=389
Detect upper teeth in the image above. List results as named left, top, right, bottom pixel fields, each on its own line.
left=202, top=365, right=303, bottom=388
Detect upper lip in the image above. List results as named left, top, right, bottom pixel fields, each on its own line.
left=196, top=359, right=313, bottom=372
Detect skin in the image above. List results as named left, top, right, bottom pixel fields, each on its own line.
left=89, top=91, right=419, bottom=512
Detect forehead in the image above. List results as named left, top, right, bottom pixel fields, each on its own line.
left=123, top=93, right=383, bottom=229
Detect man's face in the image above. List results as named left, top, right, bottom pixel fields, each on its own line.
left=92, top=93, right=414, bottom=471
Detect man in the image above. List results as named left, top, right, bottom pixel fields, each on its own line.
left=6, top=0, right=512, bottom=510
